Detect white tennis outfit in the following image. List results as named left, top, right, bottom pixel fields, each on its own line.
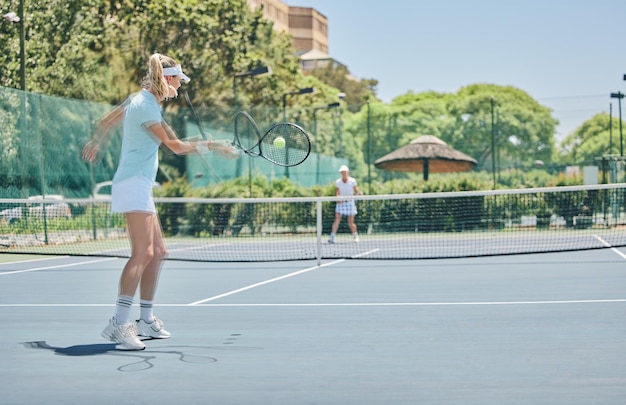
left=111, top=175, right=156, bottom=214
left=335, top=176, right=358, bottom=216
left=111, top=89, right=162, bottom=214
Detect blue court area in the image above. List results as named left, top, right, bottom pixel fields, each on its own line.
left=1, top=250, right=625, bottom=404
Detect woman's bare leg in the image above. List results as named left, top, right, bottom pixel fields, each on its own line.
left=139, top=214, right=168, bottom=301
left=347, top=215, right=357, bottom=234
left=118, top=212, right=158, bottom=297
left=331, top=212, right=343, bottom=234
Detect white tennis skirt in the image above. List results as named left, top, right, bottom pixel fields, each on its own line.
left=111, top=175, right=156, bottom=214
left=336, top=201, right=357, bottom=216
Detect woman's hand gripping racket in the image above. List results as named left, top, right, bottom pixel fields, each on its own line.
left=234, top=111, right=311, bottom=167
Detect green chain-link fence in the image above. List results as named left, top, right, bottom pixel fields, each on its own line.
left=0, top=86, right=349, bottom=199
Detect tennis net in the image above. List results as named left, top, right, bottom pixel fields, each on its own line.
left=1, top=183, right=625, bottom=262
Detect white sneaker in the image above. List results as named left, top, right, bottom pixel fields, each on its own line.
left=101, top=317, right=145, bottom=350
left=353, top=236, right=360, bottom=243
left=137, top=317, right=171, bottom=339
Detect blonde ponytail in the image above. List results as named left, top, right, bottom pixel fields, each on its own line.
left=142, top=53, right=178, bottom=100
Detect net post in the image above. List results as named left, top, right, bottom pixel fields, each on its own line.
left=316, top=200, right=322, bottom=266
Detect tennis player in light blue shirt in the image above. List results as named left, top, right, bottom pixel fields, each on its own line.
left=82, top=53, right=238, bottom=350
left=113, top=88, right=162, bottom=184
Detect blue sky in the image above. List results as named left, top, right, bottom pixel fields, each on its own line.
left=286, top=0, right=626, bottom=143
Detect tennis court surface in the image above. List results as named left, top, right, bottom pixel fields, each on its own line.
left=1, top=249, right=625, bottom=405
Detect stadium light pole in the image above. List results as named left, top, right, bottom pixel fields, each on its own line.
left=4, top=3, right=28, bottom=198
left=282, top=87, right=315, bottom=122
left=609, top=103, right=613, bottom=155
left=610, top=92, right=624, bottom=156
left=282, top=87, right=315, bottom=178
left=232, top=65, right=271, bottom=108
left=335, top=92, right=346, bottom=159
left=312, top=102, right=340, bottom=184
left=491, top=97, right=497, bottom=189
left=366, top=100, right=372, bottom=196
left=3, top=3, right=25, bottom=92
left=360, top=97, right=372, bottom=233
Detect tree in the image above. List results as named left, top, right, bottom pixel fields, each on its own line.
left=559, top=113, right=624, bottom=166
left=100, top=0, right=302, bottom=108
left=336, top=85, right=559, bottom=184
left=1, top=0, right=314, bottom=108
left=0, top=0, right=117, bottom=101
left=390, top=91, right=455, bottom=145
left=1, top=0, right=327, bottom=195
left=340, top=101, right=396, bottom=182
left=445, top=84, right=557, bottom=170
left=308, top=63, right=378, bottom=106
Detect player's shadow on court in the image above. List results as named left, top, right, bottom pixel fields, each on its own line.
left=23, top=340, right=117, bottom=356
left=22, top=341, right=222, bottom=372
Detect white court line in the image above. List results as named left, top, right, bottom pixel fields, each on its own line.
left=2, top=299, right=626, bottom=308
left=188, top=259, right=346, bottom=305
left=168, top=242, right=233, bottom=253
left=188, top=299, right=626, bottom=307
left=0, top=257, right=119, bottom=276
left=352, top=248, right=380, bottom=258
left=0, top=304, right=115, bottom=307
left=0, top=255, right=71, bottom=266
left=593, top=235, right=626, bottom=260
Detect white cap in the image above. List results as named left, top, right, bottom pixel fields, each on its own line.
left=339, top=165, right=349, bottom=172
left=162, top=65, right=191, bottom=83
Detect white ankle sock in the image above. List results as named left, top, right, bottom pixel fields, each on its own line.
left=114, top=295, right=134, bottom=325
left=140, top=300, right=155, bottom=323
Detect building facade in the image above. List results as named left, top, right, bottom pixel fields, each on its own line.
left=287, top=6, right=328, bottom=54
left=248, top=0, right=328, bottom=53
left=247, top=0, right=290, bottom=33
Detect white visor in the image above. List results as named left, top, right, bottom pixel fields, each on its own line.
left=163, top=65, right=190, bottom=83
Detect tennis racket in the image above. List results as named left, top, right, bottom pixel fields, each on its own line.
left=183, top=90, right=311, bottom=167
left=183, top=90, right=210, bottom=140
left=234, top=110, right=311, bottom=167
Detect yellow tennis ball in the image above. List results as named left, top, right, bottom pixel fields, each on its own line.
left=273, top=136, right=286, bottom=149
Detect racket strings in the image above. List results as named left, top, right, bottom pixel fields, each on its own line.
left=260, top=123, right=310, bottom=166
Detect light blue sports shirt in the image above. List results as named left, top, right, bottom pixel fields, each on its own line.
left=112, top=89, right=162, bottom=183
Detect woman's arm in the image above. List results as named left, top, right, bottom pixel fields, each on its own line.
left=81, top=104, right=125, bottom=162
left=147, top=121, right=238, bottom=157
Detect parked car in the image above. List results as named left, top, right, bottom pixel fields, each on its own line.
left=92, top=181, right=113, bottom=200
left=0, top=195, right=71, bottom=225
left=0, top=207, right=23, bottom=225
left=28, top=195, right=72, bottom=220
